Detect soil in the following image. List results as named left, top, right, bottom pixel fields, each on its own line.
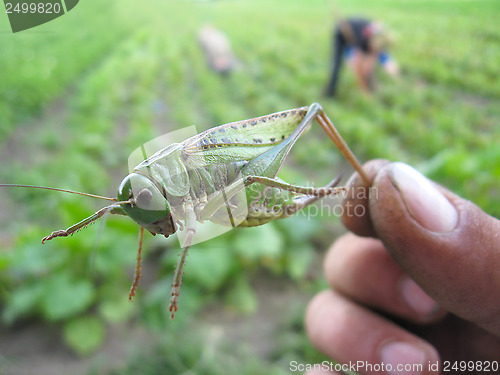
left=0, top=270, right=315, bottom=375
left=0, top=320, right=154, bottom=375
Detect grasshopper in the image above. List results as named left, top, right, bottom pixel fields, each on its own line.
left=1, top=103, right=368, bottom=318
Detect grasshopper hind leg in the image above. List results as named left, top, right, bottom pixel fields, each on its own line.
left=240, top=174, right=346, bottom=225
left=281, top=174, right=345, bottom=217
left=313, top=104, right=370, bottom=184
left=244, top=174, right=346, bottom=198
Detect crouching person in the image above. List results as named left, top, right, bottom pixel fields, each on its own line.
left=325, top=18, right=399, bottom=98
left=198, top=25, right=237, bottom=76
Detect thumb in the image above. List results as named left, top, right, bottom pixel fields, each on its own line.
left=368, top=162, right=500, bottom=336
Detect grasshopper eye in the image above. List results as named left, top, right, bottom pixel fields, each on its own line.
left=118, top=172, right=169, bottom=213
left=136, top=188, right=153, bottom=207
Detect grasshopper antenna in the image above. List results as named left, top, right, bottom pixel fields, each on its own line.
left=0, top=184, right=133, bottom=243
left=0, top=184, right=118, bottom=202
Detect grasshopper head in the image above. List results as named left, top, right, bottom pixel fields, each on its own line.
left=117, top=173, right=176, bottom=236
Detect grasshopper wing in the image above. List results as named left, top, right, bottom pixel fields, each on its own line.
left=181, top=107, right=308, bottom=167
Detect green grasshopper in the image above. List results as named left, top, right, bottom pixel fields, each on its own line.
left=1, top=103, right=368, bottom=318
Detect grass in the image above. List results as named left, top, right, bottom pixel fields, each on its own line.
left=0, top=0, right=499, bottom=372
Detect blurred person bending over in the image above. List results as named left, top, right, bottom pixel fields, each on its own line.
left=198, top=25, right=237, bottom=77
left=324, top=18, right=399, bottom=97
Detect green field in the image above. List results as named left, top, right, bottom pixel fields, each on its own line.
left=0, top=0, right=499, bottom=373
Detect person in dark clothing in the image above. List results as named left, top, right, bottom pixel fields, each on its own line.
left=324, top=18, right=398, bottom=97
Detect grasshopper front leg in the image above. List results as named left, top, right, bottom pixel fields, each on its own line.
left=128, top=227, right=145, bottom=301
left=41, top=203, right=123, bottom=243
left=169, top=202, right=197, bottom=319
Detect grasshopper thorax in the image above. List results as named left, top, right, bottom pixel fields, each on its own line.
left=117, top=173, right=176, bottom=237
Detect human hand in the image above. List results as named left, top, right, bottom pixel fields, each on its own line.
left=383, top=60, right=399, bottom=78
left=305, top=160, right=500, bottom=375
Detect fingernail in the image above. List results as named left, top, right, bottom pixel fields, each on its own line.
left=400, top=276, right=439, bottom=317
left=390, top=163, right=458, bottom=233
left=380, top=341, right=425, bottom=375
